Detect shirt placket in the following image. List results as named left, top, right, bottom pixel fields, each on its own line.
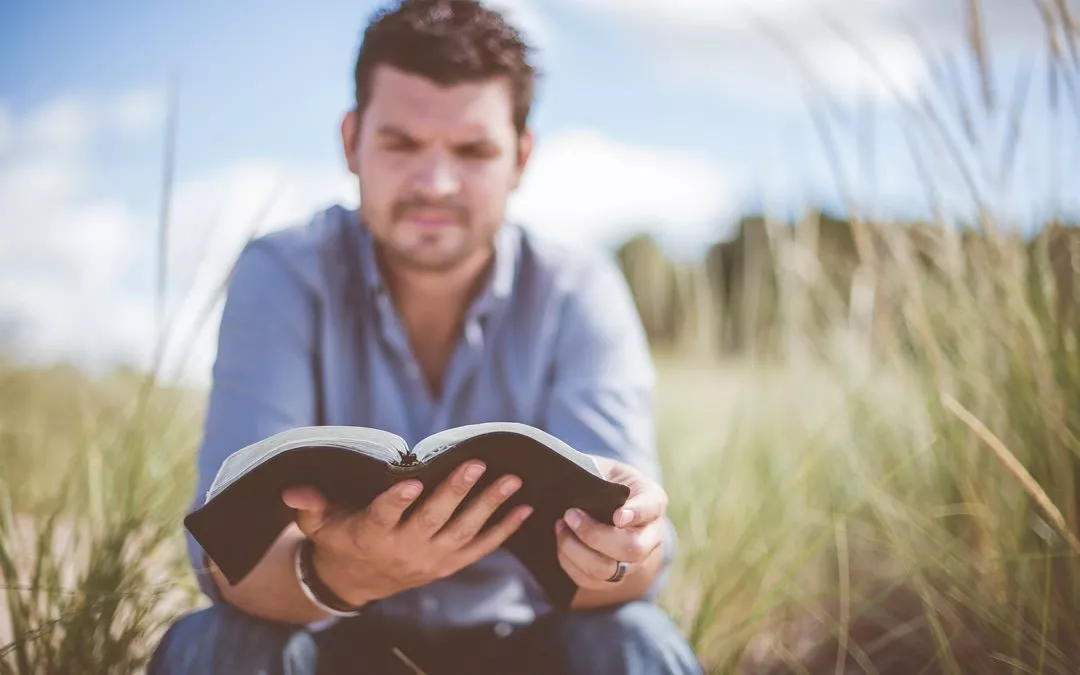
left=429, top=313, right=487, bottom=436
left=372, top=289, right=437, bottom=438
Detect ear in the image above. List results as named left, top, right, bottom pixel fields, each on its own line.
left=341, top=109, right=361, bottom=176
left=511, top=128, right=534, bottom=190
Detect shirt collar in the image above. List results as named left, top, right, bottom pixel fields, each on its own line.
left=351, top=211, right=519, bottom=317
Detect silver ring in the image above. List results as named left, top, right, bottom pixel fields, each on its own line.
left=606, top=561, right=628, bottom=583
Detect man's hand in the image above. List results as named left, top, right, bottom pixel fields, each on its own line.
left=282, top=460, right=533, bottom=607
left=555, top=456, right=668, bottom=609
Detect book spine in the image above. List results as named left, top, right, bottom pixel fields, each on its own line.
left=390, top=449, right=421, bottom=470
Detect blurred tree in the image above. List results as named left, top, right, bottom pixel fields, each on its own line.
left=614, top=232, right=686, bottom=350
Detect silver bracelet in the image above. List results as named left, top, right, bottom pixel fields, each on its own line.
left=293, top=540, right=366, bottom=618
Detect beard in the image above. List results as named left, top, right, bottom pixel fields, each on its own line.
left=363, top=199, right=487, bottom=273
left=389, top=198, right=469, bottom=226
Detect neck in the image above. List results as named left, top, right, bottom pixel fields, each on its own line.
left=378, top=246, right=494, bottom=325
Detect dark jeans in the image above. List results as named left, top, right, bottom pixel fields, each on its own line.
left=147, top=601, right=702, bottom=675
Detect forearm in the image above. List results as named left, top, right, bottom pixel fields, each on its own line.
left=207, top=525, right=346, bottom=626
left=569, top=540, right=665, bottom=610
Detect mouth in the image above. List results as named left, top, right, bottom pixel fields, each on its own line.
left=400, top=209, right=461, bottom=229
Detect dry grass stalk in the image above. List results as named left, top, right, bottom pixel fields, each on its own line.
left=940, top=392, right=1080, bottom=557
left=965, top=0, right=995, bottom=112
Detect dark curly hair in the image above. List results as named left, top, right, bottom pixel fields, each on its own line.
left=354, top=0, right=540, bottom=136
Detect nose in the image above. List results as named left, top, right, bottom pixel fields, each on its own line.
left=413, top=150, right=461, bottom=199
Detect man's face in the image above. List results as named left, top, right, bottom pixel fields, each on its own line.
left=342, top=65, right=532, bottom=273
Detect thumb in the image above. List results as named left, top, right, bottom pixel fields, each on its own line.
left=282, top=486, right=330, bottom=536
left=614, top=492, right=665, bottom=528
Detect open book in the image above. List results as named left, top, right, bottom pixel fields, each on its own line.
left=184, top=422, right=631, bottom=609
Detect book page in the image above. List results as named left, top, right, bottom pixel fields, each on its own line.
left=413, top=422, right=602, bottom=476
left=206, top=426, right=408, bottom=501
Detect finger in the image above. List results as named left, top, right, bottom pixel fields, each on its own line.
left=283, top=485, right=325, bottom=511
left=457, top=503, right=533, bottom=564
left=556, top=519, right=620, bottom=582
left=563, top=508, right=662, bottom=564
left=433, top=473, right=523, bottom=551
left=282, top=486, right=330, bottom=538
left=614, top=491, right=667, bottom=528
left=401, top=461, right=487, bottom=539
left=356, top=479, right=424, bottom=533
left=555, top=521, right=602, bottom=588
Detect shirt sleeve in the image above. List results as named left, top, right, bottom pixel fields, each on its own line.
left=539, top=252, right=676, bottom=602
left=185, top=238, right=320, bottom=604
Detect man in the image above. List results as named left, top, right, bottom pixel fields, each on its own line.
left=150, top=1, right=700, bottom=673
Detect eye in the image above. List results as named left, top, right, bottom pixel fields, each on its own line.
left=384, top=138, right=419, bottom=153
left=456, top=143, right=497, bottom=159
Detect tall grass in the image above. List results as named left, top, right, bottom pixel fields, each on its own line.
left=654, top=1, right=1080, bottom=671
left=0, top=364, right=204, bottom=673
left=658, top=220, right=1080, bottom=672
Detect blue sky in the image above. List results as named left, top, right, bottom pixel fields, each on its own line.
left=1, top=0, right=1076, bottom=380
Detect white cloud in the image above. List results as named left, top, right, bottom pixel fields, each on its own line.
left=0, top=89, right=359, bottom=383
left=0, top=153, right=88, bottom=218
left=10, top=88, right=168, bottom=156
left=24, top=95, right=97, bottom=149
left=110, top=88, right=166, bottom=138
left=567, top=0, right=1049, bottom=106
left=155, top=159, right=356, bottom=384
left=0, top=155, right=357, bottom=383
left=509, top=128, right=734, bottom=252
left=0, top=193, right=148, bottom=369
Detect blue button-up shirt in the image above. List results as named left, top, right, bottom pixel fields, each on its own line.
left=186, top=204, right=673, bottom=629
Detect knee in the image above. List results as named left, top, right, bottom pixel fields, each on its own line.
left=147, top=604, right=315, bottom=675
left=537, top=602, right=702, bottom=675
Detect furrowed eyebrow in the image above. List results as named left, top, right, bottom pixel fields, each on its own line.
left=374, top=125, right=498, bottom=155
left=375, top=125, right=416, bottom=142
left=456, top=139, right=498, bottom=154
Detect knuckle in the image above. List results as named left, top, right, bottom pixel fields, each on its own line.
left=485, top=491, right=510, bottom=512
left=449, top=523, right=477, bottom=546
left=417, top=510, right=443, bottom=531
left=365, top=509, right=392, bottom=529
left=451, top=475, right=474, bottom=497
left=624, top=535, right=650, bottom=561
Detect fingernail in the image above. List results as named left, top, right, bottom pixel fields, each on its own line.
left=400, top=482, right=422, bottom=499
left=518, top=506, right=534, bottom=520
left=500, top=476, right=521, bottom=496
left=564, top=508, right=582, bottom=530
left=616, top=508, right=634, bottom=527
left=464, top=463, right=485, bottom=483
left=283, top=489, right=317, bottom=510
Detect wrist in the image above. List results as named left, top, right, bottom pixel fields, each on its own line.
left=294, top=539, right=373, bottom=617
